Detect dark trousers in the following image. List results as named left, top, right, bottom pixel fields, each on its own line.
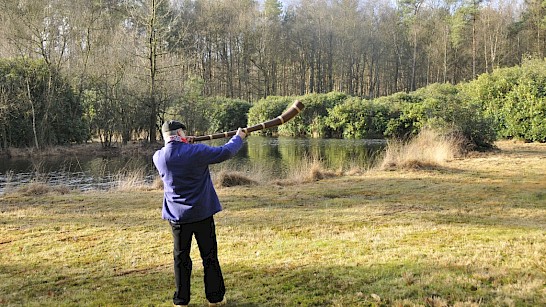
left=170, top=216, right=225, bottom=305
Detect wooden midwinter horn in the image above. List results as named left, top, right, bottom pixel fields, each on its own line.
left=190, top=100, right=305, bottom=142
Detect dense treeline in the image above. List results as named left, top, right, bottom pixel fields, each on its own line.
left=0, top=0, right=545, bottom=148
left=4, top=58, right=545, bottom=150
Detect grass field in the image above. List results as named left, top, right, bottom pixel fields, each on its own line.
left=1, top=141, right=545, bottom=306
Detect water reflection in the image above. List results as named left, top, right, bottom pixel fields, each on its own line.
left=0, top=136, right=385, bottom=193
left=0, top=155, right=155, bottom=193
left=217, top=137, right=385, bottom=178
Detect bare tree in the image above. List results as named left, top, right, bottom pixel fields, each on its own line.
left=125, top=0, right=186, bottom=142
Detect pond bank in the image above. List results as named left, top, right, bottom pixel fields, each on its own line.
left=0, top=137, right=387, bottom=194
left=0, top=141, right=160, bottom=159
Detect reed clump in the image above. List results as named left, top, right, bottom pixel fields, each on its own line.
left=214, top=171, right=257, bottom=187
left=13, top=182, right=71, bottom=196
left=114, top=168, right=151, bottom=191
left=307, top=160, right=338, bottom=181
left=379, top=128, right=463, bottom=170
left=151, top=176, right=163, bottom=190
left=274, top=157, right=339, bottom=186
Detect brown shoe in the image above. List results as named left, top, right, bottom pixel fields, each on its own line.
left=208, top=297, right=227, bottom=306
left=173, top=304, right=188, bottom=307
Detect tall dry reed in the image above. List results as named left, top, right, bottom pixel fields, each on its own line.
left=114, top=167, right=149, bottom=191
left=278, top=156, right=339, bottom=185
left=379, top=129, right=462, bottom=170
left=211, top=156, right=341, bottom=187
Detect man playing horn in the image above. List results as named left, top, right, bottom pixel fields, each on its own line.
left=153, top=120, right=247, bottom=307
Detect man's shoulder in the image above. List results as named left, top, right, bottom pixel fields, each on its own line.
left=153, top=145, right=168, bottom=160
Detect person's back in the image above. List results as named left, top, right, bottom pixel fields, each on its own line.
left=153, top=135, right=243, bottom=223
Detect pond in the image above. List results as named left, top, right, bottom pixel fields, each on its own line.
left=0, top=136, right=386, bottom=194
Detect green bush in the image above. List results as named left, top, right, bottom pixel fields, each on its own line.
left=82, top=81, right=137, bottom=147
left=207, top=97, right=252, bottom=133
left=247, top=96, right=293, bottom=136
left=247, top=92, right=347, bottom=137
left=325, top=97, right=390, bottom=139
left=383, top=83, right=496, bottom=149
left=281, top=92, right=347, bottom=137
left=462, top=59, right=546, bottom=142
left=0, top=58, right=87, bottom=148
left=374, top=91, right=422, bottom=106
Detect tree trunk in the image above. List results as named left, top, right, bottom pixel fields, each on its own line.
left=148, top=0, right=158, bottom=143
left=26, top=80, right=40, bottom=149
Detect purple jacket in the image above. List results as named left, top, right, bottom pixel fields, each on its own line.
left=153, top=135, right=244, bottom=223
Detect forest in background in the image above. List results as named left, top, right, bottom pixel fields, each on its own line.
left=0, top=0, right=545, bottom=148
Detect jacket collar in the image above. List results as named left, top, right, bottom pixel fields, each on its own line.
left=165, top=135, right=188, bottom=145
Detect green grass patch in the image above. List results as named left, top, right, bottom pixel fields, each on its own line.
left=1, top=141, right=545, bottom=306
